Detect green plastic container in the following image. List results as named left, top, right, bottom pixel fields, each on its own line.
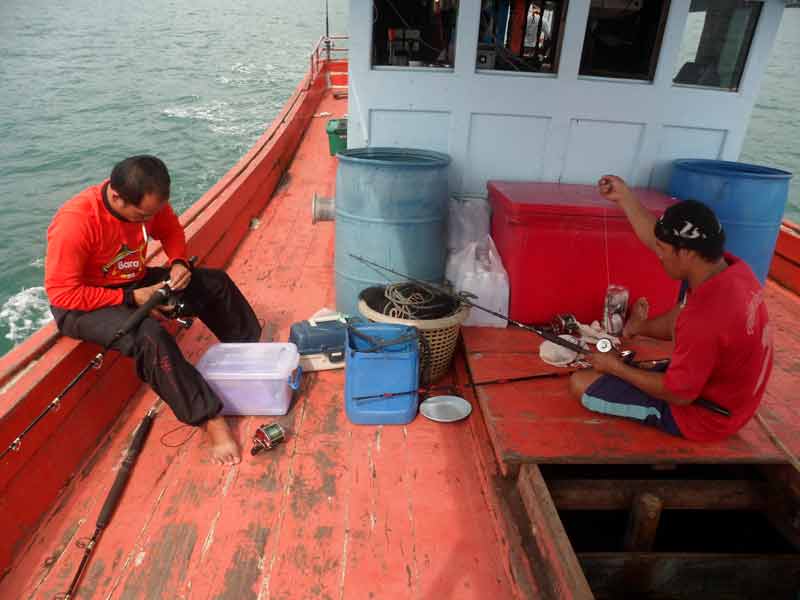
left=326, top=119, right=348, bottom=156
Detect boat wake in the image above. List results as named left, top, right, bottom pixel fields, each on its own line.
left=161, top=100, right=266, bottom=137
left=0, top=287, right=53, bottom=345
left=162, top=100, right=232, bottom=124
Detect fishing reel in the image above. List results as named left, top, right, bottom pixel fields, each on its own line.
left=550, top=313, right=580, bottom=336
left=251, top=423, right=286, bottom=455
left=595, top=338, right=636, bottom=363
left=161, top=256, right=197, bottom=329
left=161, top=293, right=194, bottom=329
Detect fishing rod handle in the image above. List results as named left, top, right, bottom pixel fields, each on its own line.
left=114, top=285, right=171, bottom=341
left=96, top=411, right=155, bottom=529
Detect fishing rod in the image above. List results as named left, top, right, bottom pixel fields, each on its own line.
left=351, top=254, right=610, bottom=354
left=353, top=373, right=565, bottom=404
left=58, top=404, right=158, bottom=600
left=350, top=254, right=731, bottom=418
left=0, top=283, right=173, bottom=462
left=353, top=359, right=676, bottom=404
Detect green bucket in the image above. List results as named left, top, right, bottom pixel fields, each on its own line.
left=326, top=119, right=347, bottom=156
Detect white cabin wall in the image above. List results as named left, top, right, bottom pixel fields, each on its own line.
left=347, top=0, right=786, bottom=195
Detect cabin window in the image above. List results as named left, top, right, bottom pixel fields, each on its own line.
left=673, top=0, right=762, bottom=91
left=475, top=1, right=569, bottom=74
left=371, top=0, right=459, bottom=69
left=579, top=0, right=671, bottom=81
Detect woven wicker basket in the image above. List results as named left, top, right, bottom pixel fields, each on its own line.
left=357, top=299, right=470, bottom=383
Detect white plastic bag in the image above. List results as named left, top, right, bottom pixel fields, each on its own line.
left=446, top=235, right=509, bottom=328
left=447, top=195, right=491, bottom=254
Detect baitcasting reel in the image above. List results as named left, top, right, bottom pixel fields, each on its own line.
left=251, top=423, right=286, bottom=455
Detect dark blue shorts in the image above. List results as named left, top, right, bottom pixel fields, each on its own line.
left=582, top=372, right=683, bottom=437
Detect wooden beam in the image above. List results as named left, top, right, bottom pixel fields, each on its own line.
left=548, top=479, right=768, bottom=511
left=623, top=493, right=662, bottom=552
left=762, top=465, right=800, bottom=550
left=579, top=552, right=800, bottom=599
left=455, top=351, right=542, bottom=599
left=517, top=464, right=594, bottom=600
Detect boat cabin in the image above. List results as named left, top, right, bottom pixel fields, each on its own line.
left=348, top=0, right=785, bottom=192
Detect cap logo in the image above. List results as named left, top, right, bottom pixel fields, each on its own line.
left=676, top=221, right=704, bottom=240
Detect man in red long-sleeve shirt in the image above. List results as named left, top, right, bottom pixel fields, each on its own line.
left=45, top=155, right=261, bottom=465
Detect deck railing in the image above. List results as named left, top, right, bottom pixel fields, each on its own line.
left=310, top=34, right=348, bottom=84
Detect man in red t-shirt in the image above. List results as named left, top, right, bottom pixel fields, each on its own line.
left=45, top=156, right=261, bottom=464
left=569, top=175, right=772, bottom=442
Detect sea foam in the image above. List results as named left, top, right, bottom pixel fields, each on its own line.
left=0, top=287, right=53, bottom=345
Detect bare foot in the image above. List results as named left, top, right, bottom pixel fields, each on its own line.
left=623, top=297, right=649, bottom=339
left=204, top=416, right=241, bottom=465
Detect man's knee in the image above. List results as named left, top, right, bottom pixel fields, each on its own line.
left=192, top=267, right=232, bottom=292
left=569, top=372, right=584, bottom=400
left=569, top=370, right=600, bottom=400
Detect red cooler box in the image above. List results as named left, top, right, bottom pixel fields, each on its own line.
left=488, top=181, right=680, bottom=325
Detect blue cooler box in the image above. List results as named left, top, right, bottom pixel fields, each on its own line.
left=345, top=323, right=420, bottom=425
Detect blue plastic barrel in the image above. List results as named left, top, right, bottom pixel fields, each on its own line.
left=668, top=159, right=793, bottom=283
left=335, top=147, right=450, bottom=316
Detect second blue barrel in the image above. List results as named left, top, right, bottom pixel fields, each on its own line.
left=335, top=148, right=450, bottom=317
left=669, top=159, right=793, bottom=284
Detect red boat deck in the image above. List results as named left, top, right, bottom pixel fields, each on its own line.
left=463, top=281, right=800, bottom=474
left=4, top=57, right=800, bottom=599
left=0, top=90, right=522, bottom=599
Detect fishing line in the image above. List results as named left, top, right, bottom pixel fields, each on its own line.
left=159, top=424, right=198, bottom=448
left=603, top=205, right=611, bottom=289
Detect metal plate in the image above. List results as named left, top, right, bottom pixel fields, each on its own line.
left=419, top=395, right=472, bottom=423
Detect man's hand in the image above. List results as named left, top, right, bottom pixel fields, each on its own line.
left=597, top=174, right=658, bottom=252
left=587, top=351, right=624, bottom=376
left=132, top=282, right=170, bottom=320
left=169, top=262, right=192, bottom=291
left=598, top=175, right=635, bottom=206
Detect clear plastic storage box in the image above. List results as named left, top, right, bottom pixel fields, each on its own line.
left=196, top=343, right=302, bottom=416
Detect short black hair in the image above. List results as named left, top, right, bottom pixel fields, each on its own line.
left=109, top=155, right=170, bottom=206
left=654, top=199, right=726, bottom=262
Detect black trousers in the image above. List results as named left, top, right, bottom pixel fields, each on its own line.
left=51, top=267, right=261, bottom=425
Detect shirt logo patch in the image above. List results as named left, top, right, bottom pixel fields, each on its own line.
left=102, top=225, right=149, bottom=281
left=746, top=290, right=764, bottom=335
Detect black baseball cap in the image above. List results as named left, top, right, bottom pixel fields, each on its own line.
left=654, top=199, right=726, bottom=261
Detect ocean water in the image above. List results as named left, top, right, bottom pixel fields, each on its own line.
left=0, top=3, right=797, bottom=357
left=740, top=9, right=800, bottom=212
left=0, top=0, right=348, bottom=356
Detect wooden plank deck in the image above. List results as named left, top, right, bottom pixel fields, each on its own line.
left=463, top=281, right=800, bottom=469
left=0, top=90, right=520, bottom=599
